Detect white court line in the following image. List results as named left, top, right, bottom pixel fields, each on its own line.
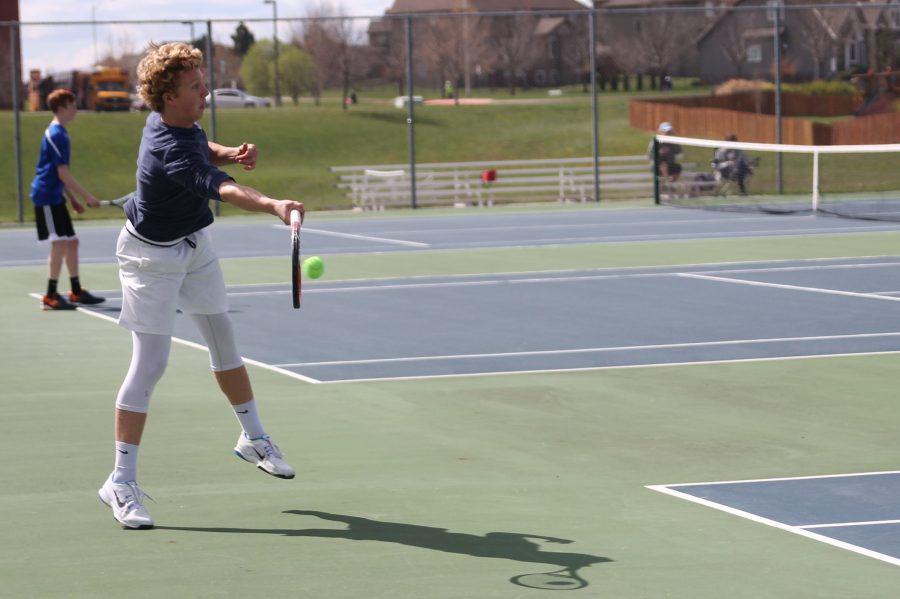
left=228, top=279, right=507, bottom=296
left=216, top=255, right=900, bottom=293
left=286, top=226, right=429, bottom=248
left=273, top=331, right=900, bottom=368
left=312, top=350, right=900, bottom=384
left=223, top=260, right=900, bottom=296
left=679, top=272, right=900, bottom=303
left=801, top=519, right=900, bottom=530
left=349, top=215, right=900, bottom=237
left=43, top=255, right=900, bottom=383
left=434, top=228, right=900, bottom=248
left=28, top=293, right=322, bottom=385
left=655, top=468, right=900, bottom=487
left=646, top=483, right=900, bottom=568
left=704, top=260, right=900, bottom=275
left=364, top=214, right=812, bottom=235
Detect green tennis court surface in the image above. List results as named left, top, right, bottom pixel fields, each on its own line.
left=3, top=206, right=900, bottom=598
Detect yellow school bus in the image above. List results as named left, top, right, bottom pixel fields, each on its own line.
left=90, top=67, right=130, bottom=111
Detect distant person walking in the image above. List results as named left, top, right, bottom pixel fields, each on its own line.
left=30, top=88, right=105, bottom=310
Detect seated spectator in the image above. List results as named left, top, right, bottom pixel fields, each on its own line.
left=647, top=122, right=683, bottom=184
left=712, top=133, right=751, bottom=195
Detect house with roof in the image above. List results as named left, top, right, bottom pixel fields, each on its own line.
left=694, top=0, right=900, bottom=83
left=368, top=0, right=591, bottom=92
left=591, top=0, right=725, bottom=81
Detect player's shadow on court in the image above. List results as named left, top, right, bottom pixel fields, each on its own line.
left=158, top=510, right=611, bottom=590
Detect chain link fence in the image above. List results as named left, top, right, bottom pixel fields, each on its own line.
left=2, top=4, right=897, bottom=221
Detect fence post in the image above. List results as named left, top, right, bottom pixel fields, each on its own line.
left=774, top=3, right=784, bottom=194
left=405, top=16, right=417, bottom=210
left=589, top=9, right=600, bottom=203
left=10, top=22, right=23, bottom=223
left=205, top=21, right=219, bottom=216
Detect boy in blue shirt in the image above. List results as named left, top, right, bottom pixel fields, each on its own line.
left=30, top=88, right=105, bottom=310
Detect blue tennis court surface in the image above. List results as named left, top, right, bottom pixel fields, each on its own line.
left=648, top=471, right=900, bottom=566
left=11, top=207, right=900, bottom=382
left=6, top=206, right=900, bottom=267
left=70, top=255, right=900, bottom=382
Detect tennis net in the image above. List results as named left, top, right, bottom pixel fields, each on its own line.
left=653, top=135, right=900, bottom=221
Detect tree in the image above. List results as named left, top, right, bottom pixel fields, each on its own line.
left=231, top=22, right=256, bottom=57
left=294, top=2, right=367, bottom=109
left=279, top=45, right=315, bottom=104
left=242, top=40, right=314, bottom=102
left=719, top=15, right=755, bottom=80
left=421, top=12, right=491, bottom=102
left=241, top=40, right=275, bottom=96
left=491, top=13, right=540, bottom=95
left=602, top=4, right=703, bottom=87
left=561, top=14, right=593, bottom=92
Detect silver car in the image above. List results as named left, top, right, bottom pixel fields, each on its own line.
left=206, top=88, right=271, bottom=108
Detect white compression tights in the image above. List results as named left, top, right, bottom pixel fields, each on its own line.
left=115, top=313, right=243, bottom=414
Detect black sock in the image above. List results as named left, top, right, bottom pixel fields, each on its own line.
left=70, top=276, right=82, bottom=295
left=47, top=279, right=58, bottom=298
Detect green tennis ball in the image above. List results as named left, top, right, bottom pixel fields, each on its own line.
left=303, top=256, right=324, bottom=279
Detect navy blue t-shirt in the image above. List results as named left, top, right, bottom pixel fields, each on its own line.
left=125, top=112, right=233, bottom=242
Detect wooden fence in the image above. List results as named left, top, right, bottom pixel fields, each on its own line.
left=831, top=111, right=900, bottom=144
left=631, top=94, right=900, bottom=145
left=643, top=91, right=860, bottom=117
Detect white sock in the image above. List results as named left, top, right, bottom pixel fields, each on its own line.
left=114, top=441, right=139, bottom=483
left=232, top=399, right=265, bottom=439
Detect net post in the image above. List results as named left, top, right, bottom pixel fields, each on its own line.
left=811, top=150, right=819, bottom=213
left=652, top=138, right=660, bottom=204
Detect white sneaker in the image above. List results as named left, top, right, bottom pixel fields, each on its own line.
left=234, top=433, right=295, bottom=479
left=97, top=475, right=154, bottom=529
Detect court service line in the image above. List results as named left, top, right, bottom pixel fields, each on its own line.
left=678, top=272, right=900, bottom=303
left=295, top=226, right=429, bottom=248
left=226, top=267, right=900, bottom=295
left=646, top=484, right=900, bottom=568
left=36, top=294, right=323, bottom=384
left=317, top=349, right=900, bottom=384
left=801, top=519, right=900, bottom=530
left=435, top=227, right=900, bottom=247
left=365, top=214, right=811, bottom=236
left=273, top=331, right=900, bottom=367
left=657, top=469, right=900, bottom=488
left=703, top=260, right=900, bottom=275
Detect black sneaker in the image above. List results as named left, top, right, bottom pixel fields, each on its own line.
left=42, top=294, right=77, bottom=311
left=68, top=289, right=106, bottom=305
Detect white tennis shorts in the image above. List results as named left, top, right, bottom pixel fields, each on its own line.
left=116, top=223, right=228, bottom=335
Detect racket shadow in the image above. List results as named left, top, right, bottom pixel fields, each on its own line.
left=157, top=509, right=612, bottom=589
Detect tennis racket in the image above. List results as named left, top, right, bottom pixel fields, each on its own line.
left=99, top=192, right=134, bottom=210
left=290, top=209, right=302, bottom=309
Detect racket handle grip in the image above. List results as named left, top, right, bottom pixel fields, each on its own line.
left=290, top=209, right=302, bottom=228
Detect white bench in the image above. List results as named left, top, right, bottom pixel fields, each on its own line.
left=329, top=156, right=655, bottom=210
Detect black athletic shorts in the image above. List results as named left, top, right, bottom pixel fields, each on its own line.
left=34, top=202, right=77, bottom=241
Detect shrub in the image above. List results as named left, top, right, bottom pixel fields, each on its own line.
left=782, top=80, right=858, bottom=95
left=714, top=79, right=773, bottom=95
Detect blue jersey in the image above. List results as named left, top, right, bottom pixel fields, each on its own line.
left=124, top=112, right=233, bottom=242
left=30, top=122, right=70, bottom=207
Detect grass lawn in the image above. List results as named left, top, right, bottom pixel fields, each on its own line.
left=0, top=90, right=659, bottom=223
